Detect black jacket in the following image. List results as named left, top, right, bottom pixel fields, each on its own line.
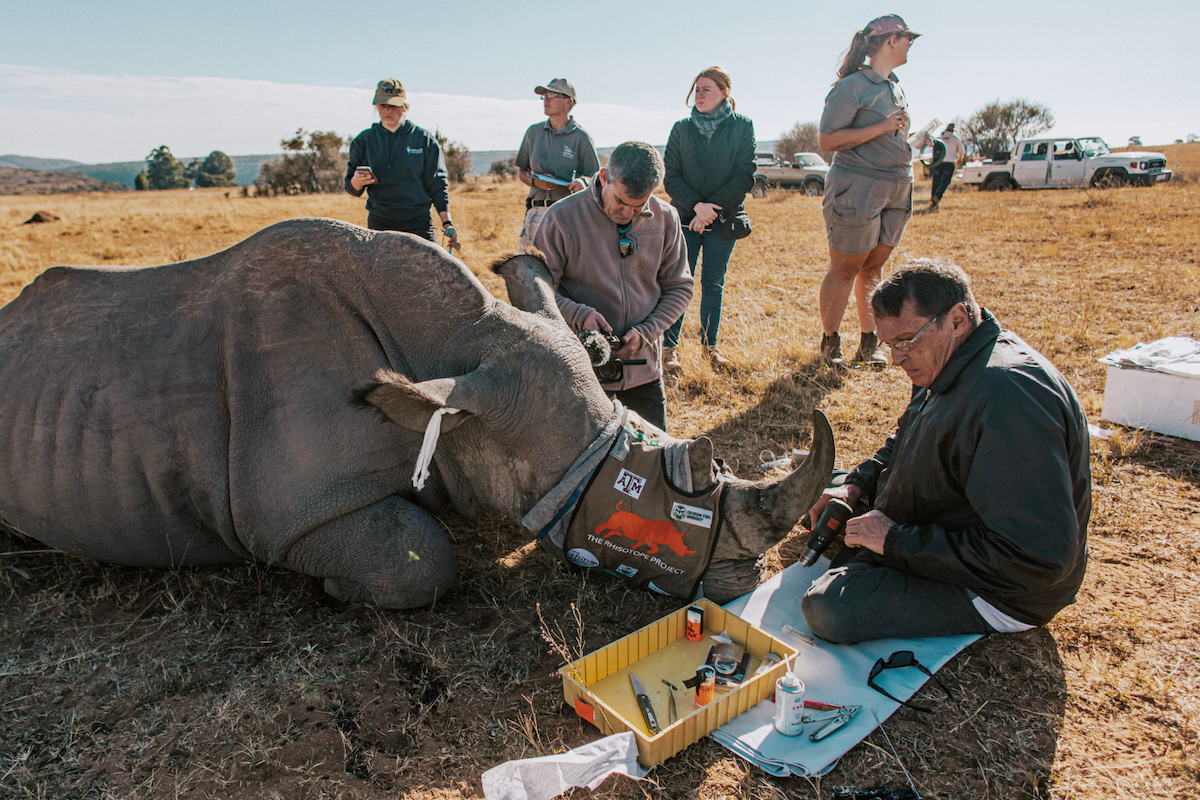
left=848, top=311, right=1091, bottom=626
left=345, top=121, right=449, bottom=224
left=663, top=113, right=756, bottom=225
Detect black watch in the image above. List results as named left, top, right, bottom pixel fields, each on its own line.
left=442, top=220, right=454, bottom=229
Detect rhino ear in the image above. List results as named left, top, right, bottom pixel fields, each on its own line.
left=491, top=251, right=563, bottom=322
left=687, top=436, right=717, bottom=489
left=356, top=369, right=487, bottom=433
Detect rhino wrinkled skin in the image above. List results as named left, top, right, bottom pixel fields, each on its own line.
left=0, top=218, right=833, bottom=608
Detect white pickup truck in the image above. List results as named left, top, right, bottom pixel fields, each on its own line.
left=961, top=137, right=1172, bottom=190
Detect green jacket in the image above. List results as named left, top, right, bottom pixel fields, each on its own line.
left=847, top=311, right=1091, bottom=626
left=663, top=113, right=756, bottom=225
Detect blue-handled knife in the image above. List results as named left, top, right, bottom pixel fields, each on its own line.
left=629, top=672, right=660, bottom=734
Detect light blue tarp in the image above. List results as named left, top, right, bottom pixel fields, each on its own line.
left=714, top=560, right=981, bottom=777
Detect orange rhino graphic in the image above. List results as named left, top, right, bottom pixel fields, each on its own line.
left=595, top=501, right=696, bottom=557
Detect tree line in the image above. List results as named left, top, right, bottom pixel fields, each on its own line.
left=135, top=147, right=238, bottom=190
left=135, top=130, right=474, bottom=194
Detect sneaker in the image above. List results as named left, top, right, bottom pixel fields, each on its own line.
left=820, top=333, right=846, bottom=368
left=853, top=332, right=889, bottom=369
left=703, top=345, right=733, bottom=372
left=662, top=346, right=683, bottom=375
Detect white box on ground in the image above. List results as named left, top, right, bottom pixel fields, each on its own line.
left=1100, top=365, right=1200, bottom=442
left=1099, top=338, right=1200, bottom=442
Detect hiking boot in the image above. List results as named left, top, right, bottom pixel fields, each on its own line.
left=820, top=333, right=846, bottom=368
left=853, top=332, right=889, bottom=369
left=929, top=196, right=940, bottom=212
left=703, top=345, right=733, bottom=372
left=662, top=346, right=683, bottom=375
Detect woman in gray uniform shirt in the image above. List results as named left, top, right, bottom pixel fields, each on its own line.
left=816, top=15, right=919, bottom=368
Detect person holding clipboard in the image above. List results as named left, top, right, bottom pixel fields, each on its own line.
left=515, top=79, right=600, bottom=249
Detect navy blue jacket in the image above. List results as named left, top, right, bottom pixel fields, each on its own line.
left=345, top=121, right=449, bottom=223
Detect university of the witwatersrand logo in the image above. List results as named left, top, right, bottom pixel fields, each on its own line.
left=562, top=145, right=576, bottom=160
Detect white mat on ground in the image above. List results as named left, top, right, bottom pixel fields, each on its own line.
left=712, top=560, right=981, bottom=777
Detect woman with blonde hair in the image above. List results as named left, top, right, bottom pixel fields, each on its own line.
left=816, top=15, right=919, bottom=368
left=662, top=66, right=756, bottom=373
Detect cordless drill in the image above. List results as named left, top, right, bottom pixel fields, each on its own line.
left=800, top=498, right=854, bottom=567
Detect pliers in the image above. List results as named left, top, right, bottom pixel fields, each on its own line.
left=802, top=705, right=861, bottom=741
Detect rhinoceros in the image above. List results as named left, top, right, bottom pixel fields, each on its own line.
left=0, top=218, right=832, bottom=609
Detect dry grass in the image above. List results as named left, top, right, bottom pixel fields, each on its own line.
left=1, top=173, right=1198, bottom=799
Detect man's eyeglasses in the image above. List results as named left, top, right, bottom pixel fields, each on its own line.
left=541, top=91, right=570, bottom=100
left=888, top=305, right=956, bottom=353
left=617, top=223, right=634, bottom=258
left=867, top=650, right=955, bottom=712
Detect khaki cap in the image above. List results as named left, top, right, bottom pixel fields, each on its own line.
left=535, top=78, right=576, bottom=100
left=373, top=79, right=407, bottom=106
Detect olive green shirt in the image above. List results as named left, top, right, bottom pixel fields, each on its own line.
left=515, top=118, right=600, bottom=203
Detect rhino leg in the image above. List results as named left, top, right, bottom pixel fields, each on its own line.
left=283, top=495, right=457, bottom=609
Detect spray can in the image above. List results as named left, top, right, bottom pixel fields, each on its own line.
left=685, top=605, right=704, bottom=642
left=694, top=665, right=716, bottom=706
left=773, top=671, right=805, bottom=736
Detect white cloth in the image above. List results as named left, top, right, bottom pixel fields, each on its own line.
left=1099, top=337, right=1200, bottom=378
left=481, top=732, right=648, bottom=800
left=412, top=407, right=460, bottom=491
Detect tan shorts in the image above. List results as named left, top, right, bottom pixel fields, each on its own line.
left=518, top=206, right=549, bottom=250
left=822, top=167, right=913, bottom=255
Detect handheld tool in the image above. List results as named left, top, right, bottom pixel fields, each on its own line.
left=661, top=679, right=679, bottom=725
left=801, top=704, right=860, bottom=742
left=629, top=673, right=660, bottom=734
left=800, top=498, right=853, bottom=567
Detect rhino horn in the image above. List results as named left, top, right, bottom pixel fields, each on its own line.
left=491, top=252, right=564, bottom=323
left=702, top=409, right=835, bottom=602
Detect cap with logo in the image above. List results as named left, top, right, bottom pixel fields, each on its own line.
left=535, top=78, right=577, bottom=101
left=864, top=14, right=921, bottom=39
left=373, top=79, right=407, bottom=106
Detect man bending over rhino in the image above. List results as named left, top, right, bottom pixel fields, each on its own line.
left=801, top=259, right=1091, bottom=643
left=533, top=141, right=693, bottom=431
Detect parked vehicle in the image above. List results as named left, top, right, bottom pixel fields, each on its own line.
left=960, top=137, right=1172, bottom=191
left=752, top=152, right=830, bottom=197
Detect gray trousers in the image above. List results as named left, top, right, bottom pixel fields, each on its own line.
left=802, top=550, right=995, bottom=644
left=800, top=471, right=995, bottom=644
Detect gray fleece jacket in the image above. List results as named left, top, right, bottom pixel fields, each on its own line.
left=532, top=180, right=693, bottom=390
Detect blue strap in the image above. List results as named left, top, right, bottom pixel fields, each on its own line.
left=535, top=464, right=598, bottom=542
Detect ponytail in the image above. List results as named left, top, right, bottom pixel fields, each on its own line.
left=836, top=29, right=892, bottom=81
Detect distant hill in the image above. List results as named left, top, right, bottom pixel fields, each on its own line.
left=0, top=155, right=85, bottom=171
left=1, top=153, right=283, bottom=189
left=0, top=167, right=130, bottom=195
left=0, top=138, right=777, bottom=188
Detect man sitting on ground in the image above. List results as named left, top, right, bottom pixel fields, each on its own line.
left=533, top=141, right=693, bottom=431
left=802, top=259, right=1091, bottom=643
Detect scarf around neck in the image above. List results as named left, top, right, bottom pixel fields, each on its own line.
left=690, top=99, right=733, bottom=140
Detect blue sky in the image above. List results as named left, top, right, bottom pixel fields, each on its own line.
left=1, top=0, right=1195, bottom=163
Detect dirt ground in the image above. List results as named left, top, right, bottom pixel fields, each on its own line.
left=1, top=157, right=1198, bottom=798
